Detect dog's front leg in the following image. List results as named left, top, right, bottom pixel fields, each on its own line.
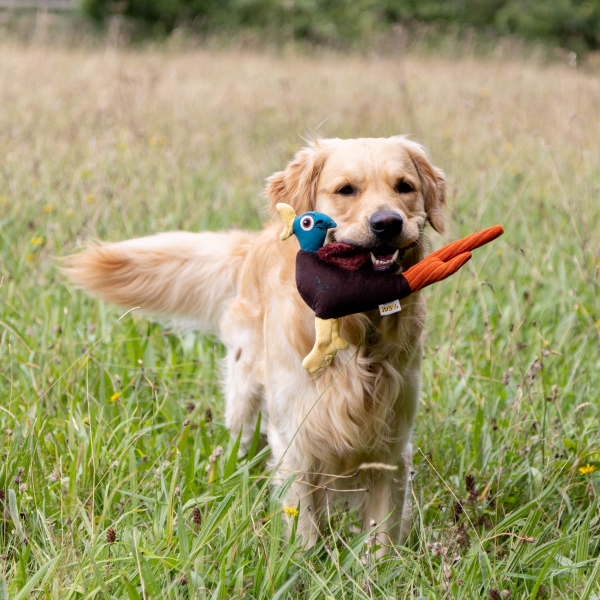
left=360, top=448, right=412, bottom=558
left=361, top=346, right=421, bottom=558
left=285, top=476, right=323, bottom=549
left=267, top=428, right=323, bottom=548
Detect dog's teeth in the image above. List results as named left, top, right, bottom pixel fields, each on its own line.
left=392, top=249, right=399, bottom=262
left=370, top=252, right=376, bottom=264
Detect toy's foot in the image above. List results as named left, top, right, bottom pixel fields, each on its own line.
left=302, top=347, right=337, bottom=373
left=302, top=318, right=338, bottom=374
left=331, top=318, right=349, bottom=351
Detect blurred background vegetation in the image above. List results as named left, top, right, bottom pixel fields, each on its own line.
left=80, top=0, right=600, bottom=54
left=0, top=0, right=599, bottom=55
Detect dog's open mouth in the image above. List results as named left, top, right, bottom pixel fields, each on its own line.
left=318, top=240, right=418, bottom=272
left=370, top=247, right=401, bottom=271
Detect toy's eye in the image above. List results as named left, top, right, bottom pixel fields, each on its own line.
left=300, top=216, right=315, bottom=231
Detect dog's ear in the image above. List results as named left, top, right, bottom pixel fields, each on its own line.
left=403, top=140, right=446, bottom=235
left=265, top=143, right=327, bottom=216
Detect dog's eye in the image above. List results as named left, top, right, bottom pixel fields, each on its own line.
left=300, top=215, right=315, bottom=231
left=395, top=180, right=414, bottom=194
left=336, top=184, right=355, bottom=196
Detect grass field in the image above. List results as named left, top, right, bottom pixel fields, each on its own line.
left=1, top=39, right=600, bottom=599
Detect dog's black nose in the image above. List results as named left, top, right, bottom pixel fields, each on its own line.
left=369, top=211, right=403, bottom=239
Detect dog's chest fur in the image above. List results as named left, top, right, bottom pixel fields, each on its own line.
left=236, top=231, right=426, bottom=469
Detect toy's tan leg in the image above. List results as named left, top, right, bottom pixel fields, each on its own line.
left=331, top=318, right=349, bottom=351
left=302, top=318, right=338, bottom=374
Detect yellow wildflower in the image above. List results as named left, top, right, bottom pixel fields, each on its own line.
left=110, top=392, right=121, bottom=402
left=595, top=319, right=600, bottom=330
left=43, top=204, right=52, bottom=212
left=479, top=87, right=489, bottom=98
left=283, top=506, right=298, bottom=518
left=27, top=253, right=34, bottom=262
left=504, top=142, right=514, bottom=153
left=31, top=237, right=45, bottom=245
left=85, top=194, right=95, bottom=203
left=149, top=136, right=158, bottom=146
left=579, top=464, right=596, bottom=476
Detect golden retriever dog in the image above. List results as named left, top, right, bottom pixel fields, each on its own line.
left=65, top=136, right=446, bottom=555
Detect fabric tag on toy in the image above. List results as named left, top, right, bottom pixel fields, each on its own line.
left=379, top=299, right=401, bottom=316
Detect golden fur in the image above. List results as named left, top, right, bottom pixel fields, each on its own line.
left=64, top=136, right=446, bottom=554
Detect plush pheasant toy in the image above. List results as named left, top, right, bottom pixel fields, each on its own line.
left=276, top=202, right=504, bottom=373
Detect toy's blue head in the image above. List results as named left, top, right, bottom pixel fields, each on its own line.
left=292, top=211, right=337, bottom=252
left=276, top=203, right=337, bottom=252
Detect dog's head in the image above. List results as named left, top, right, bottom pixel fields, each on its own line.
left=266, top=136, right=446, bottom=271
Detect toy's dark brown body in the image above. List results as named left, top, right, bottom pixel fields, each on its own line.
left=296, top=225, right=504, bottom=321
left=296, top=250, right=412, bottom=320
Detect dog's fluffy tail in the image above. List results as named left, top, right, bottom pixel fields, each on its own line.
left=63, top=230, right=256, bottom=333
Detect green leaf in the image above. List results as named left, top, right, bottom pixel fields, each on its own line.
left=165, top=450, right=181, bottom=544
left=528, top=541, right=559, bottom=600
left=177, top=504, right=190, bottom=564
left=562, top=438, right=577, bottom=451
left=272, top=573, right=298, bottom=600
left=582, top=551, right=600, bottom=600
left=13, top=555, right=60, bottom=600
left=340, top=531, right=371, bottom=572
left=195, top=487, right=239, bottom=550
left=131, top=529, right=161, bottom=599
left=247, top=411, right=262, bottom=460
left=8, top=489, right=25, bottom=542
left=472, top=406, right=484, bottom=460
left=577, top=501, right=596, bottom=567
left=121, top=574, right=142, bottom=600
left=139, top=553, right=162, bottom=599
left=88, top=542, right=111, bottom=600
left=210, top=582, right=222, bottom=600
left=223, top=429, right=241, bottom=479
left=200, top=420, right=212, bottom=457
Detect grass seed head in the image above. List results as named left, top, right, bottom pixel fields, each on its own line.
left=452, top=501, right=464, bottom=522
left=192, top=506, right=202, bottom=526
left=465, top=474, right=476, bottom=493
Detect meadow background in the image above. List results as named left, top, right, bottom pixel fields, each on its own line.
left=1, top=9, right=600, bottom=599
